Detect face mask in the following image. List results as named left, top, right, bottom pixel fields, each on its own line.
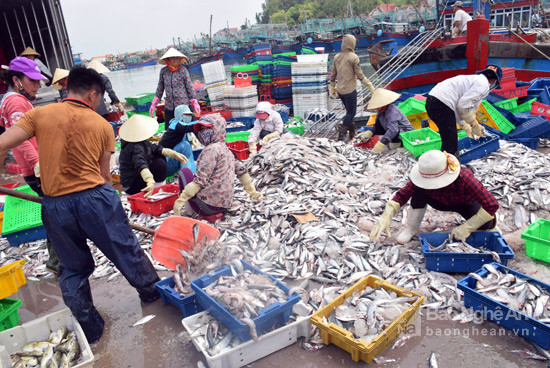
left=182, top=115, right=192, bottom=123
left=198, top=128, right=213, bottom=145
left=17, top=80, right=36, bottom=101
left=165, top=59, right=181, bottom=72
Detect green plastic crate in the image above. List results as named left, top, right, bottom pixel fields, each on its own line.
left=156, top=122, right=165, bottom=134
left=493, top=97, right=518, bottom=111
left=230, top=65, right=260, bottom=73
left=457, top=129, right=468, bottom=139
left=226, top=131, right=251, bottom=142
left=285, top=116, right=302, bottom=125
left=127, top=110, right=151, bottom=118
left=400, top=128, right=442, bottom=157
left=398, top=98, right=426, bottom=116
left=124, top=93, right=155, bottom=106
left=115, top=142, right=121, bottom=151
left=287, top=124, right=304, bottom=135
left=481, top=101, right=515, bottom=134
left=521, top=218, right=550, bottom=263
left=510, top=98, right=537, bottom=113
left=0, top=298, right=22, bottom=331
left=2, top=185, right=42, bottom=235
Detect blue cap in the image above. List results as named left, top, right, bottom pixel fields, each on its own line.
left=476, top=65, right=503, bottom=89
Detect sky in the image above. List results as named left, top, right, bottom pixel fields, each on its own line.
left=61, top=0, right=264, bottom=59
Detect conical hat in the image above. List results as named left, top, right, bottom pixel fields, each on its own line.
left=158, top=48, right=189, bottom=64
left=367, top=88, right=401, bottom=110
left=20, top=47, right=41, bottom=57
left=119, top=115, right=159, bottom=142
left=87, top=59, right=110, bottom=74
left=52, top=68, right=69, bottom=86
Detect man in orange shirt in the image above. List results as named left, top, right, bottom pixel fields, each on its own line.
left=0, top=66, right=160, bottom=344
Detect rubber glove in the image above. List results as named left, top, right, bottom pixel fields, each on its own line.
left=371, top=141, right=386, bottom=154
left=140, top=168, right=156, bottom=197
left=262, top=131, right=280, bottom=144
left=329, top=82, right=338, bottom=99
left=190, top=99, right=201, bottom=116
left=249, top=141, right=257, bottom=156
left=149, top=96, right=160, bottom=118
left=452, top=26, right=460, bottom=38
left=173, top=182, right=201, bottom=216
left=114, top=102, right=125, bottom=112
left=450, top=207, right=494, bottom=242
left=162, top=148, right=188, bottom=165
left=462, top=123, right=473, bottom=138
left=356, top=130, right=373, bottom=142
left=370, top=200, right=400, bottom=240
left=470, top=121, right=487, bottom=139
left=461, top=112, right=477, bottom=127
left=361, top=77, right=376, bottom=94
left=239, top=173, right=263, bottom=200
left=34, top=162, right=40, bottom=178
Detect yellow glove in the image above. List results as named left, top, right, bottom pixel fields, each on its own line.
left=162, top=148, right=188, bottom=165
left=462, top=123, right=473, bottom=138
left=452, top=26, right=460, bottom=37
left=450, top=207, right=494, bottom=242
left=356, top=130, right=373, bottom=142
left=173, top=181, right=200, bottom=216
left=370, top=200, right=400, bottom=241
left=470, top=121, right=487, bottom=139
left=239, top=173, right=263, bottom=201
left=140, top=168, right=156, bottom=197
left=329, top=82, right=338, bottom=99
left=361, top=78, right=376, bottom=94
left=34, top=162, right=40, bottom=178
left=371, top=141, right=386, bottom=154
left=262, top=131, right=280, bottom=144
left=114, top=102, right=125, bottom=112
left=249, top=141, right=257, bottom=156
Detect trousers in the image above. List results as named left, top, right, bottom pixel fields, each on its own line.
left=426, top=95, right=459, bottom=157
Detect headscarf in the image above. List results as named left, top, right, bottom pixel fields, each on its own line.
left=165, top=58, right=182, bottom=72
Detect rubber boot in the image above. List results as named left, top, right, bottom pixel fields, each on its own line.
left=396, top=207, right=427, bottom=244
left=45, top=239, right=59, bottom=274
left=348, top=125, right=356, bottom=141
left=389, top=142, right=402, bottom=150
left=336, top=124, right=347, bottom=141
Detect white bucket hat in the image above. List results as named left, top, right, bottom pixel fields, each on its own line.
left=409, top=150, right=461, bottom=189
left=119, top=114, right=159, bottom=142
left=87, top=59, right=110, bottom=74
left=367, top=88, right=401, bottom=110
left=159, top=48, right=189, bottom=65
left=52, top=68, right=69, bottom=90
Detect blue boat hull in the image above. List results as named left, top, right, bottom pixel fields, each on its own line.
left=126, top=59, right=158, bottom=68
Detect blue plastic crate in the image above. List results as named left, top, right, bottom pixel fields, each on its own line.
left=419, top=231, right=514, bottom=272
left=394, top=91, right=416, bottom=104
left=457, top=263, right=550, bottom=349
left=4, top=225, right=47, bottom=246
left=191, top=260, right=300, bottom=342
left=509, top=137, right=540, bottom=149
left=508, top=116, right=550, bottom=139
left=193, top=149, right=203, bottom=161
left=225, top=117, right=255, bottom=133
left=133, top=102, right=152, bottom=113
left=155, top=277, right=204, bottom=317
left=481, top=125, right=508, bottom=139
left=491, top=105, right=522, bottom=127
left=485, top=92, right=508, bottom=104
left=457, top=135, right=500, bottom=164
left=278, top=110, right=289, bottom=122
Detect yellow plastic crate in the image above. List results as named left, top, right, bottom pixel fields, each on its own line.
left=366, top=114, right=376, bottom=126
left=0, top=260, right=26, bottom=299
left=407, top=111, right=428, bottom=130
left=475, top=103, right=500, bottom=131
left=310, top=275, right=424, bottom=363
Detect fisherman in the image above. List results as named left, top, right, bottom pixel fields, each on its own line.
left=0, top=56, right=59, bottom=273
left=119, top=115, right=188, bottom=196
left=370, top=150, right=498, bottom=244
left=173, top=114, right=263, bottom=223
left=158, top=104, right=198, bottom=175
left=452, top=1, right=472, bottom=37
left=248, top=101, right=285, bottom=157
left=150, top=48, right=200, bottom=125
left=87, top=60, right=125, bottom=120
left=52, top=68, right=69, bottom=100
left=355, top=88, right=414, bottom=154
left=0, top=66, right=161, bottom=343
left=19, top=47, right=52, bottom=83
left=426, top=65, right=502, bottom=160
left=330, top=34, right=376, bottom=141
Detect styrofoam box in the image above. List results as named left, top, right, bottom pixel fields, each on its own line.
left=183, top=311, right=310, bottom=368
left=296, top=54, right=329, bottom=63
left=0, top=308, right=94, bottom=368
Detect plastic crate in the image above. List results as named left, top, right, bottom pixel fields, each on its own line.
left=193, top=149, right=203, bottom=161
left=287, top=124, right=304, bottom=135
left=155, top=277, right=204, bottom=317
left=125, top=93, right=155, bottom=106
left=509, top=137, right=539, bottom=149
left=226, top=141, right=261, bottom=160
left=400, top=128, right=442, bottom=157
left=510, top=98, right=537, bottom=113
left=0, top=308, right=94, bottom=368
left=492, top=86, right=529, bottom=99
left=133, top=102, right=152, bottom=113
left=107, top=110, right=123, bottom=122
left=156, top=122, right=165, bottom=134
left=191, top=260, right=300, bottom=342
left=0, top=260, right=26, bottom=299
left=126, top=110, right=151, bottom=118
left=127, top=184, right=179, bottom=216
left=521, top=218, right=550, bottom=263
left=457, top=135, right=500, bottom=164
left=225, top=117, right=255, bottom=133
left=397, top=97, right=426, bottom=115
left=406, top=111, right=428, bottom=130
left=457, top=263, right=550, bottom=349
left=2, top=185, right=42, bottom=236
left=354, top=135, right=379, bottom=149
left=530, top=101, right=550, bottom=120
left=310, top=276, right=424, bottom=363
left=200, top=105, right=232, bottom=120
left=418, top=231, right=514, bottom=272
left=508, top=116, right=550, bottom=139
left=0, top=299, right=22, bottom=332
left=225, top=131, right=251, bottom=143
left=480, top=101, right=515, bottom=134
left=493, top=97, right=518, bottom=111
left=5, top=162, right=22, bottom=175
left=4, top=225, right=47, bottom=246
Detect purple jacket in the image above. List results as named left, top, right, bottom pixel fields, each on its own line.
left=372, top=104, right=414, bottom=145
left=155, top=65, right=197, bottom=110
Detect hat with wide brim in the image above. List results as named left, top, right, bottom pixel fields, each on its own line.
left=409, top=150, right=461, bottom=189
left=20, top=47, right=41, bottom=58
left=52, top=68, right=69, bottom=89
left=158, top=48, right=189, bottom=64
left=119, top=115, right=159, bottom=142
left=453, top=1, right=464, bottom=7
left=367, top=88, right=401, bottom=110
left=87, top=59, right=110, bottom=74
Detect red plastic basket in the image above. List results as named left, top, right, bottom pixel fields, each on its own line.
left=0, top=182, right=20, bottom=191
left=127, top=184, right=180, bottom=216
left=156, top=104, right=165, bottom=117
left=226, top=141, right=261, bottom=160
left=492, top=86, right=528, bottom=99
left=5, top=163, right=22, bottom=175
left=107, top=110, right=124, bottom=122
left=354, top=135, right=380, bottom=149
left=530, top=101, right=550, bottom=120
left=259, top=95, right=276, bottom=104
left=200, top=105, right=233, bottom=120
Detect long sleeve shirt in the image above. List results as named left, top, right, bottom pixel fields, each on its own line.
left=371, top=104, right=414, bottom=145
left=119, top=140, right=164, bottom=189
left=155, top=66, right=197, bottom=110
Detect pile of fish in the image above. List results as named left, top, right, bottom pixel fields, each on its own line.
left=427, top=239, right=502, bottom=263
left=325, top=285, right=418, bottom=343
left=146, top=189, right=176, bottom=201
left=226, top=121, right=247, bottom=129
left=471, top=263, right=550, bottom=322
left=10, top=328, right=80, bottom=368
left=410, top=136, right=432, bottom=145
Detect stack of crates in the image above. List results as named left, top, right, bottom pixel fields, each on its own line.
left=230, top=65, right=260, bottom=87
left=2, top=185, right=46, bottom=246
left=202, top=60, right=229, bottom=107
left=272, top=60, right=293, bottom=109
left=291, top=55, right=328, bottom=118
left=125, top=93, right=156, bottom=118
left=0, top=259, right=25, bottom=332
left=223, top=85, right=258, bottom=118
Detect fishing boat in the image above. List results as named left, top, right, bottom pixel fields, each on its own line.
left=125, top=58, right=158, bottom=69
left=185, top=52, right=223, bottom=73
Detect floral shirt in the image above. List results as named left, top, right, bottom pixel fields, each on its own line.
left=155, top=65, right=196, bottom=111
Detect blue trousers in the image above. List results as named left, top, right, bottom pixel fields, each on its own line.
left=42, top=185, right=160, bottom=343
left=166, top=140, right=196, bottom=177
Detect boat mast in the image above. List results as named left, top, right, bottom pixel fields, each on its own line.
left=209, top=14, right=213, bottom=55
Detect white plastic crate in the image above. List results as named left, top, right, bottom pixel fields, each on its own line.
left=183, top=311, right=310, bottom=368
left=296, top=54, right=329, bottom=63
left=201, top=60, right=227, bottom=85
left=232, top=109, right=257, bottom=118
left=0, top=308, right=94, bottom=368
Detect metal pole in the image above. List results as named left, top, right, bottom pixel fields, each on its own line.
left=41, top=0, right=60, bottom=67
left=21, top=4, right=37, bottom=52
left=31, top=2, right=49, bottom=69
left=13, top=8, right=26, bottom=52
left=3, top=12, right=17, bottom=57
left=53, top=0, right=73, bottom=68
left=49, top=0, right=69, bottom=69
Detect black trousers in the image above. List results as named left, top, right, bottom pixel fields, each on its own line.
left=426, top=95, right=459, bottom=157
left=164, top=109, right=175, bottom=125
left=411, top=189, right=495, bottom=229
left=125, top=157, right=167, bottom=195
left=338, top=90, right=357, bottom=127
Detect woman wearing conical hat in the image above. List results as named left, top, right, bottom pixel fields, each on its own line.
left=20, top=47, right=52, bottom=82
left=150, top=48, right=199, bottom=126
left=52, top=68, right=69, bottom=99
